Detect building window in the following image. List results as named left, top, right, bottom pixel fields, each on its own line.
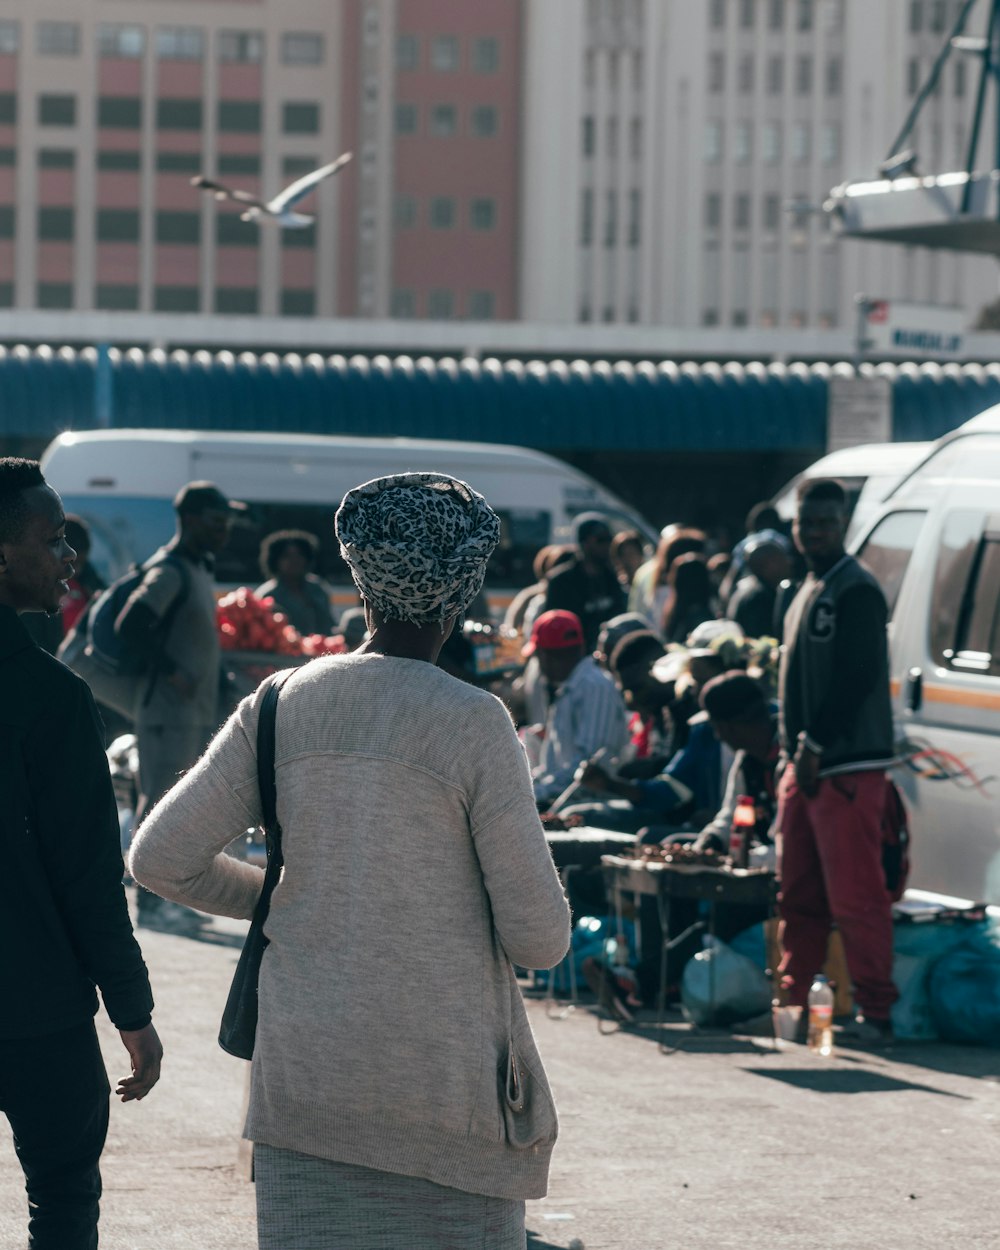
left=930, top=0, right=947, bottom=32
left=734, top=121, right=752, bottom=162
left=0, top=206, right=15, bottom=236
left=98, top=150, right=140, bottom=171
left=216, top=214, right=259, bottom=246
left=396, top=34, right=418, bottom=70
left=156, top=211, right=200, bottom=244
left=38, top=22, right=79, bottom=56
left=792, top=121, right=811, bottom=162
left=282, top=102, right=320, bottom=134
left=796, top=55, right=813, bottom=94
left=38, top=208, right=74, bottom=240
left=394, top=195, right=416, bottom=229
left=155, top=286, right=199, bottom=312
left=39, top=148, right=74, bottom=168
left=39, top=95, right=75, bottom=126
left=738, top=54, right=755, bottom=92
left=709, top=0, right=727, bottom=29
left=954, top=58, right=966, bottom=98
left=218, top=101, right=261, bottom=133
left=98, top=24, right=145, bottom=58
left=468, top=291, right=495, bottom=320
left=606, top=118, right=619, bottom=158
left=386, top=290, right=414, bottom=319
left=218, top=31, right=263, bottom=63
left=0, top=22, right=18, bottom=53
left=156, top=27, right=203, bottom=60
left=767, top=56, right=784, bottom=93
left=215, top=288, right=258, bottom=314
left=472, top=105, right=498, bottom=137
left=156, top=152, right=200, bottom=173
left=822, top=0, right=845, bottom=32
left=825, top=57, right=842, bottom=95
left=907, top=58, right=920, bottom=96
left=702, top=309, right=719, bottom=326
left=282, top=32, right=324, bottom=65
left=709, top=51, right=725, bottom=92
left=796, top=0, right=813, bottom=30
left=581, top=188, right=593, bottom=244
left=704, top=192, right=722, bottom=228
left=604, top=190, right=618, bottom=245
left=98, top=98, right=142, bottom=129
left=428, top=289, right=454, bottom=318
left=430, top=36, right=459, bottom=71
left=430, top=104, right=457, bottom=137
left=732, top=310, right=749, bottom=327
left=37, top=283, right=73, bottom=309
left=734, top=193, right=751, bottom=229
left=763, top=121, right=782, bottom=162
left=282, top=155, right=316, bottom=179
left=429, top=197, right=455, bottom=229
left=630, top=117, right=643, bottom=159
left=473, top=36, right=499, bottom=72
left=821, top=120, right=840, bottom=163
left=280, top=290, right=314, bottom=316
left=470, top=198, right=496, bottom=230
left=281, top=223, right=316, bottom=248
left=740, top=0, right=755, bottom=27
left=395, top=103, right=417, bottom=135
left=95, top=284, right=139, bottom=310
left=0, top=96, right=13, bottom=125
left=96, top=209, right=140, bottom=241
left=628, top=189, right=641, bottom=245
left=704, top=120, right=723, bottom=162
left=909, top=0, right=923, bottom=32
left=156, top=99, right=202, bottom=130
left=769, top=0, right=784, bottom=28
left=764, top=193, right=781, bottom=229
left=218, top=154, right=260, bottom=176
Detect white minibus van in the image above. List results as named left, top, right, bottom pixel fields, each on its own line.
left=40, top=429, right=656, bottom=611
left=849, top=408, right=1000, bottom=904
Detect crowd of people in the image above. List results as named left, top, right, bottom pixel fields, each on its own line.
left=0, top=450, right=902, bottom=1249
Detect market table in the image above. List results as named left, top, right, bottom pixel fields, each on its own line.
left=601, top=854, right=779, bottom=1045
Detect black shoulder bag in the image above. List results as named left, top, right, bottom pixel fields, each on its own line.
left=219, top=670, right=292, bottom=1059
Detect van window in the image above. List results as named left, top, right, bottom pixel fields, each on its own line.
left=62, top=495, right=550, bottom=592
left=855, top=510, right=926, bottom=616
left=931, top=509, right=1000, bottom=676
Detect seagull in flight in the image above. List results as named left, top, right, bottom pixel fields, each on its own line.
left=190, top=152, right=352, bottom=228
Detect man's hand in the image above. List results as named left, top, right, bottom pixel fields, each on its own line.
left=793, top=742, right=821, bottom=797
left=116, top=1023, right=163, bottom=1103
left=579, top=763, right=611, bottom=793
left=166, top=670, right=196, bottom=699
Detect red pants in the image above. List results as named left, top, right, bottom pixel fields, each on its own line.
left=777, top=767, right=898, bottom=1019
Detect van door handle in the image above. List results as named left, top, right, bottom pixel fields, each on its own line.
left=905, top=667, right=923, bottom=712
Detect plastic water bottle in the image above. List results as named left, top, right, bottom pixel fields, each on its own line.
left=807, top=974, right=835, bottom=1056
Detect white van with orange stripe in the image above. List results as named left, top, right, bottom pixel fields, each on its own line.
left=850, top=408, right=1000, bottom=904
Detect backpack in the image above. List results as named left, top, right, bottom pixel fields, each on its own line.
left=881, top=778, right=911, bottom=903
left=57, top=553, right=191, bottom=719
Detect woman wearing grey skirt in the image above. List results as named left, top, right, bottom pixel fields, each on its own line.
left=130, top=472, right=572, bottom=1249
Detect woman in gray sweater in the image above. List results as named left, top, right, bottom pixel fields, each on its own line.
left=130, top=472, right=571, bottom=1250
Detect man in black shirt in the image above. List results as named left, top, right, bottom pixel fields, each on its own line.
left=542, top=513, right=627, bottom=651
left=0, top=458, right=161, bottom=1249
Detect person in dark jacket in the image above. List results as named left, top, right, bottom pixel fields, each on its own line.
left=728, top=534, right=793, bottom=640
left=777, top=477, right=898, bottom=1046
left=255, top=528, right=335, bottom=637
left=541, top=514, right=627, bottom=651
left=0, top=457, right=161, bottom=1250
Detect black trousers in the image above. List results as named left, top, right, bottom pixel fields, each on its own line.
left=0, top=1020, right=110, bottom=1250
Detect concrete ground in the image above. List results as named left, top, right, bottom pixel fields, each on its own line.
left=2, top=908, right=999, bottom=1250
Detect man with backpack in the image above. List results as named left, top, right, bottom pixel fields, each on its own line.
left=116, top=481, right=239, bottom=930
left=0, top=458, right=161, bottom=1249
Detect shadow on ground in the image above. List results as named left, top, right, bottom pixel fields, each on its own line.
left=745, top=1066, right=972, bottom=1098
left=527, top=1231, right=569, bottom=1249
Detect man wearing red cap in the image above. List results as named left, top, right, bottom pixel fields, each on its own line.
left=523, top=609, right=628, bottom=808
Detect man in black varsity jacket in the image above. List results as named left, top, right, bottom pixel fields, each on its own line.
left=0, top=458, right=161, bottom=1250
left=777, top=477, right=898, bottom=1047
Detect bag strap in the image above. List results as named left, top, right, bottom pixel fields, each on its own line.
left=256, top=668, right=296, bottom=871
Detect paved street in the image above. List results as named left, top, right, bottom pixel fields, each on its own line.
left=2, top=906, right=1000, bottom=1250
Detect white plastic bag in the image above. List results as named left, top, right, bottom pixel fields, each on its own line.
left=681, top=935, right=772, bottom=1027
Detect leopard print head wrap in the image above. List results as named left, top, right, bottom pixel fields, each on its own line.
left=335, top=472, right=500, bottom=625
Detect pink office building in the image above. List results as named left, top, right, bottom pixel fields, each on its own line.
left=0, top=1, right=522, bottom=321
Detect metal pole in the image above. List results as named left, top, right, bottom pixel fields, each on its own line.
left=853, top=295, right=872, bottom=368
left=962, top=0, right=999, bottom=211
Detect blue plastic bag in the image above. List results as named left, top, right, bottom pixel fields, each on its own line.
left=891, top=919, right=982, bottom=1041
left=681, top=935, right=772, bottom=1027
left=928, top=923, right=1000, bottom=1045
